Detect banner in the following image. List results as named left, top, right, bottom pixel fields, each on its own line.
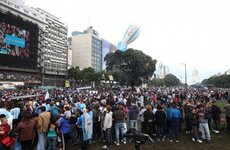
left=65, top=80, right=70, bottom=88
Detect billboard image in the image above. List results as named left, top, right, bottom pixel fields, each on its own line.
left=0, top=22, right=30, bottom=58
left=0, top=12, right=38, bottom=69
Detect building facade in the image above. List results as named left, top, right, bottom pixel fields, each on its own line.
left=70, top=27, right=116, bottom=72
left=67, top=37, right=72, bottom=69
left=102, top=39, right=116, bottom=70
left=0, top=0, right=68, bottom=87
left=71, top=27, right=102, bottom=72
left=33, top=8, right=68, bottom=86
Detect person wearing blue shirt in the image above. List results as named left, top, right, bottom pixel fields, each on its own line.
left=165, top=104, right=171, bottom=137
left=59, top=116, right=71, bottom=150
left=168, top=103, right=181, bottom=142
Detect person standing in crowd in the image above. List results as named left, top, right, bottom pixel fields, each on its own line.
left=0, top=104, right=13, bottom=129
left=49, top=101, right=59, bottom=120
left=168, top=103, right=181, bottom=143
left=69, top=110, right=78, bottom=146
left=37, top=106, right=51, bottom=150
left=10, top=103, right=20, bottom=129
left=0, top=115, right=10, bottom=150
left=184, top=100, right=192, bottom=134
left=224, top=100, right=230, bottom=132
left=92, top=104, right=102, bottom=142
left=211, top=100, right=221, bottom=133
left=198, top=105, right=211, bottom=143
left=128, top=101, right=139, bottom=130
left=139, top=106, right=146, bottom=133
left=113, top=105, right=126, bottom=146
left=143, top=105, right=154, bottom=139
left=165, top=103, right=172, bottom=138
left=155, top=105, right=166, bottom=141
left=77, top=108, right=93, bottom=150
left=15, top=111, right=37, bottom=150
left=205, top=102, right=212, bottom=130
left=188, top=107, right=202, bottom=143
left=47, top=119, right=58, bottom=150
left=76, top=109, right=83, bottom=144
left=58, top=113, right=71, bottom=150
left=102, top=105, right=113, bottom=149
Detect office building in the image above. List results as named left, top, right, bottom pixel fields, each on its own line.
left=70, top=27, right=116, bottom=72
left=71, top=27, right=102, bottom=72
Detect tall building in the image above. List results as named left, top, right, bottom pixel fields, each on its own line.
left=33, top=8, right=68, bottom=86
left=192, top=68, right=199, bottom=84
left=155, top=62, right=170, bottom=79
left=102, top=39, right=116, bottom=70
left=71, top=27, right=102, bottom=72
left=0, top=0, right=68, bottom=86
left=70, top=27, right=116, bottom=72
left=225, top=69, right=230, bottom=75
left=67, top=37, right=72, bottom=69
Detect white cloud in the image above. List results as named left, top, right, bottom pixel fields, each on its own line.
left=25, top=0, right=230, bottom=83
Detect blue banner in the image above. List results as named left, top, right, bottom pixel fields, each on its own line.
left=4, top=34, right=26, bottom=48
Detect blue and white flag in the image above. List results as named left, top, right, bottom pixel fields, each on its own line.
left=45, top=91, right=50, bottom=100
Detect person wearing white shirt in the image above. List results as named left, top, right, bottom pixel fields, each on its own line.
left=10, top=104, right=20, bottom=128
left=139, top=107, right=146, bottom=133
left=102, top=106, right=113, bottom=149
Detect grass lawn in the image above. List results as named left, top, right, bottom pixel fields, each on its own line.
left=67, top=132, right=230, bottom=150
left=216, top=100, right=227, bottom=113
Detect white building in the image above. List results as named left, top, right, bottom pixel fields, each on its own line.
left=192, top=68, right=199, bottom=84
left=67, top=37, right=72, bottom=69
left=70, top=27, right=102, bottom=72
left=69, top=27, right=116, bottom=72
left=155, top=62, right=170, bottom=79
left=225, top=69, right=230, bottom=75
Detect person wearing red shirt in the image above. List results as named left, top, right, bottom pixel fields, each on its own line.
left=0, top=115, right=11, bottom=150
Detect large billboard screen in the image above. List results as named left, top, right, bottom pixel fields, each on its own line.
left=0, top=12, right=38, bottom=69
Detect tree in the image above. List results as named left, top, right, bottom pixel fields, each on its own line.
left=202, top=74, right=230, bottom=88
left=81, top=67, right=96, bottom=85
left=164, top=74, right=181, bottom=86
left=150, top=78, right=165, bottom=86
left=105, top=48, right=157, bottom=88
left=68, top=66, right=83, bottom=86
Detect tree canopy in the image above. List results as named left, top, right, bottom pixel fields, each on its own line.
left=202, top=74, right=230, bottom=88
left=104, top=48, right=157, bottom=88
left=150, top=73, right=181, bottom=87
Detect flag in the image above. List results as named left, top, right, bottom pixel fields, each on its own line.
left=45, top=91, right=49, bottom=100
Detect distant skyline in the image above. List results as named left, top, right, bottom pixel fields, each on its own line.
left=25, top=0, right=230, bottom=84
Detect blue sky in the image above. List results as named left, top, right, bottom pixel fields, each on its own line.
left=25, top=0, right=230, bottom=84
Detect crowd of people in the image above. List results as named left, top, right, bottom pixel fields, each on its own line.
left=0, top=86, right=230, bottom=150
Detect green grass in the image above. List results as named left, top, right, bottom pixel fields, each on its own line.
left=67, top=132, right=230, bottom=150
